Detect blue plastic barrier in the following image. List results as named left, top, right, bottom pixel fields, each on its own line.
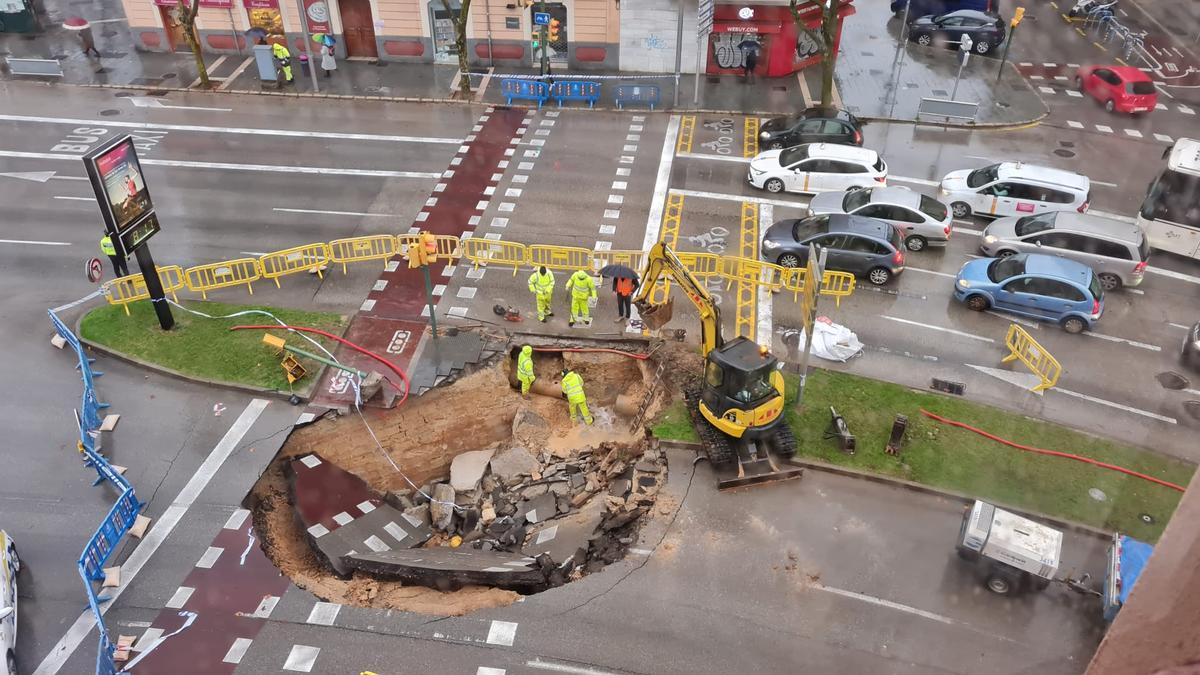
left=550, top=80, right=601, bottom=108
left=49, top=306, right=142, bottom=675
left=614, top=84, right=661, bottom=110
left=500, top=78, right=550, bottom=107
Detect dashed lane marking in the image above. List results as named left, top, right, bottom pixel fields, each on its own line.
left=1083, top=331, right=1162, bottom=352
left=1055, top=388, right=1177, bottom=424
left=283, top=645, right=321, bottom=672
left=222, top=638, right=253, bottom=665
left=669, top=188, right=805, bottom=210
left=0, top=239, right=70, bottom=246
left=306, top=602, right=341, bottom=626
left=882, top=316, right=995, bottom=343
left=525, top=659, right=621, bottom=675
left=814, top=584, right=954, bottom=625
left=486, top=620, right=519, bottom=647
left=905, top=267, right=956, bottom=279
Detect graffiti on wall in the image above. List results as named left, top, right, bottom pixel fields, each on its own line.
left=712, top=33, right=747, bottom=69
left=795, top=31, right=821, bottom=60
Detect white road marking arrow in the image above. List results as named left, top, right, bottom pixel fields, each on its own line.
left=966, top=364, right=1044, bottom=394
left=128, top=97, right=231, bottom=112
left=0, top=170, right=56, bottom=182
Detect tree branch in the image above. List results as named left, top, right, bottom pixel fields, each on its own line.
left=790, top=0, right=829, bottom=52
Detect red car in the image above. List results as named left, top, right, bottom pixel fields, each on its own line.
left=1075, top=65, right=1158, bottom=114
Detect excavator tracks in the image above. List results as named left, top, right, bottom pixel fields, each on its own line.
left=770, top=422, right=797, bottom=458
left=683, top=382, right=735, bottom=465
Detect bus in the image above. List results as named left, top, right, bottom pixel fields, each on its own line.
left=1137, top=138, right=1200, bottom=258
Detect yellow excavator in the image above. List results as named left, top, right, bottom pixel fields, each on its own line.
left=634, top=242, right=802, bottom=489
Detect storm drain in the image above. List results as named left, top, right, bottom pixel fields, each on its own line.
left=99, top=109, right=120, bottom=116
left=1155, top=371, right=1190, bottom=390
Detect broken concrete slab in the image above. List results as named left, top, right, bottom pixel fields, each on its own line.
left=490, top=446, right=540, bottom=481
left=430, top=483, right=457, bottom=531
left=450, top=448, right=495, bottom=492
left=517, top=492, right=557, bottom=525
left=403, top=504, right=431, bottom=527
left=634, top=461, right=661, bottom=474
left=524, top=500, right=605, bottom=566
left=343, top=547, right=550, bottom=593
left=608, top=478, right=630, bottom=497
left=306, top=505, right=433, bottom=576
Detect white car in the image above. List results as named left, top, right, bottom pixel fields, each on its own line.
left=938, top=162, right=1091, bottom=220
left=747, top=143, right=888, bottom=195
left=1, top=530, right=19, bottom=675
left=807, top=186, right=954, bottom=251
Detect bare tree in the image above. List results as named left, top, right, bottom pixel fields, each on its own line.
left=789, top=0, right=841, bottom=106
left=438, top=0, right=475, bottom=97
left=174, top=0, right=212, bottom=88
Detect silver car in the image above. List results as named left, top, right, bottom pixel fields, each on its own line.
left=978, top=211, right=1150, bottom=290
left=807, top=186, right=953, bottom=252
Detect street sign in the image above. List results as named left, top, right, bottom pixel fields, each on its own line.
left=533, top=11, right=549, bottom=25
left=959, top=34, right=973, bottom=52
left=86, top=257, right=103, bottom=283
left=698, top=0, right=714, bottom=35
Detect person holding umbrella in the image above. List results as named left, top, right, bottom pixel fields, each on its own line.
left=601, top=264, right=639, bottom=324
left=64, top=18, right=101, bottom=58
left=314, top=34, right=337, bottom=78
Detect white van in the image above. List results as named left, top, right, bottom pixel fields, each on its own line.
left=939, top=162, right=1090, bottom=219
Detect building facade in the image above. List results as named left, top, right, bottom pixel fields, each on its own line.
left=122, top=0, right=849, bottom=77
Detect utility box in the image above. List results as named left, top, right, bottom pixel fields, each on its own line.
left=0, top=0, right=41, bottom=33
left=956, top=500, right=1063, bottom=595
left=253, top=43, right=277, bottom=81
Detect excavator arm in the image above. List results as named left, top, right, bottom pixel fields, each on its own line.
left=633, top=242, right=723, bottom=356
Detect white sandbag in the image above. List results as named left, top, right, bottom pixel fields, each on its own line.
left=797, top=316, right=864, bottom=362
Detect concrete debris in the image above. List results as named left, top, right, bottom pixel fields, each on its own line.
left=404, top=504, right=431, bottom=527
left=450, top=448, right=495, bottom=492
left=481, top=503, right=496, bottom=524
left=430, top=483, right=457, bottom=531
left=608, top=478, right=631, bottom=497
left=634, top=461, right=660, bottom=474
left=518, top=492, right=558, bottom=524
left=342, top=547, right=552, bottom=593
left=490, top=446, right=540, bottom=481
left=522, top=483, right=549, bottom=499
left=512, top=407, right=551, bottom=449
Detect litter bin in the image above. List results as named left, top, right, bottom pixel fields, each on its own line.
left=0, top=0, right=41, bottom=33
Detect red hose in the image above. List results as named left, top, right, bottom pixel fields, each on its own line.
left=231, top=325, right=410, bottom=407
left=919, top=409, right=1185, bottom=493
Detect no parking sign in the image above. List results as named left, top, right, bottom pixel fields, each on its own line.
left=86, top=257, right=103, bottom=283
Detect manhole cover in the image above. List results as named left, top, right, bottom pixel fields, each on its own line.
left=1088, top=488, right=1107, bottom=502
left=99, top=109, right=120, bottom=116
left=1155, top=371, right=1190, bottom=390
left=1059, top=140, right=1075, bottom=148
left=161, top=72, right=176, bottom=79
left=1054, top=149, right=1076, bottom=158
left=1184, top=400, right=1200, bottom=421
left=113, top=91, right=133, bottom=97
left=1140, top=513, right=1155, bottom=524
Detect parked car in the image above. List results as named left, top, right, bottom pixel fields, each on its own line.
left=808, top=186, right=953, bottom=251
left=891, top=0, right=993, bottom=18
left=979, top=211, right=1150, bottom=290
left=758, top=107, right=864, bottom=150
left=954, top=253, right=1104, bottom=333
left=761, top=213, right=906, bottom=285
left=1076, top=65, right=1158, bottom=114
left=908, top=10, right=1006, bottom=54
left=1, top=530, right=19, bottom=675
left=939, top=162, right=1091, bottom=219
left=747, top=144, right=887, bottom=195
left=1183, top=321, right=1200, bottom=371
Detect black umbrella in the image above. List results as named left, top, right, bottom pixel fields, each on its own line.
left=244, top=27, right=268, bottom=43
left=599, top=263, right=637, bottom=279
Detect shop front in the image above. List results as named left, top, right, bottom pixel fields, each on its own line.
left=706, top=1, right=854, bottom=78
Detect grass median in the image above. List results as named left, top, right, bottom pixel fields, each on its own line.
left=653, top=368, right=1193, bottom=542
left=81, top=300, right=348, bottom=392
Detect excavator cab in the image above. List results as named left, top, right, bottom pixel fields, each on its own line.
left=699, top=337, right=786, bottom=440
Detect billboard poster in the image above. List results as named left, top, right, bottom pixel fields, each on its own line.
left=303, top=0, right=330, bottom=34
left=85, top=136, right=153, bottom=234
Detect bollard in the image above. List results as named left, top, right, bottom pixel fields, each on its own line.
left=885, top=414, right=908, bottom=456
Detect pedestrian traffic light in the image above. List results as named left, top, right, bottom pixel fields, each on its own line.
left=1011, top=6, right=1025, bottom=27
left=405, top=233, right=436, bottom=268
left=532, top=36, right=540, bottom=51
left=548, top=18, right=560, bottom=42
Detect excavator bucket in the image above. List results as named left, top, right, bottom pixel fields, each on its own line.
left=635, top=298, right=674, bottom=331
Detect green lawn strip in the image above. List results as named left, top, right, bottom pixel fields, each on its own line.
left=652, top=368, right=1192, bottom=541
left=651, top=400, right=700, bottom=443
left=80, top=300, right=348, bottom=392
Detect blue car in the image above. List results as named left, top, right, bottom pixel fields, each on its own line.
left=953, top=253, right=1104, bottom=333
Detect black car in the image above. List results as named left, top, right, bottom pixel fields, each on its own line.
left=890, top=0, right=992, bottom=18
left=909, top=10, right=1006, bottom=54
left=760, top=213, right=906, bottom=286
left=1183, top=321, right=1200, bottom=371
left=758, top=107, right=864, bottom=150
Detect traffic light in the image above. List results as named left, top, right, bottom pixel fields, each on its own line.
left=518, top=0, right=532, bottom=7
left=406, top=232, right=436, bottom=268
left=532, top=36, right=540, bottom=52
left=1011, top=6, right=1025, bottom=27
left=548, top=18, right=560, bottom=42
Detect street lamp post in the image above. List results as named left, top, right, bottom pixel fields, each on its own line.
left=293, top=0, right=320, bottom=92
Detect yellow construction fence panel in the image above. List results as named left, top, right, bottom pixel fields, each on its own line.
left=184, top=258, right=262, bottom=299
left=462, top=237, right=528, bottom=276
left=328, top=235, right=398, bottom=273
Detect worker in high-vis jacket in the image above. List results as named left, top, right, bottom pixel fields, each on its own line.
left=560, top=369, right=593, bottom=425
left=516, top=345, right=536, bottom=397
left=565, top=268, right=597, bottom=327
left=99, top=232, right=128, bottom=277
left=527, top=265, right=555, bottom=322
left=271, top=42, right=294, bottom=83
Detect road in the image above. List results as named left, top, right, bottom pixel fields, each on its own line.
left=2, top=12, right=1198, bottom=670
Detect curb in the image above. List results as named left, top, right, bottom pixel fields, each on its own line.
left=656, top=438, right=1112, bottom=541
left=74, top=315, right=322, bottom=404
left=49, top=80, right=1050, bottom=129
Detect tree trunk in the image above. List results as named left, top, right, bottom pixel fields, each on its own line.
left=177, top=0, right=210, bottom=89
left=455, top=20, right=471, bottom=97
left=820, top=53, right=834, bottom=106
left=820, top=6, right=838, bottom=106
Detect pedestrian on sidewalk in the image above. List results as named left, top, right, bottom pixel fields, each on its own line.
left=100, top=232, right=128, bottom=277
left=560, top=368, right=594, bottom=425
left=612, top=273, right=639, bottom=323
left=527, top=265, right=555, bottom=322
left=319, top=37, right=337, bottom=78
left=566, top=268, right=597, bottom=327
left=79, top=26, right=101, bottom=58
left=516, top=345, right=536, bottom=397
left=739, top=36, right=760, bottom=82
left=272, top=42, right=294, bottom=84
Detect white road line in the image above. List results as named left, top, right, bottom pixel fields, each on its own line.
left=1087, top=209, right=1135, bottom=224
left=1146, top=266, right=1200, bottom=285
left=222, top=637, right=253, bottom=664
left=1067, top=120, right=1085, bottom=129
left=239, top=251, right=267, bottom=257
left=33, top=399, right=270, bottom=675
left=676, top=151, right=749, bottom=164
left=305, top=602, right=341, bottom=626
left=486, top=620, right=519, bottom=646
left=223, top=508, right=250, bottom=530
left=0, top=150, right=439, bottom=178
left=814, top=584, right=954, bottom=625
left=1185, top=388, right=1200, bottom=397
left=905, top=267, right=956, bottom=279
left=273, top=207, right=396, bottom=217
left=889, top=175, right=940, bottom=187
left=1126, top=288, right=1144, bottom=295
left=0, top=239, right=70, bottom=246
left=1082, top=331, right=1161, bottom=351
left=525, top=659, right=620, bottom=675
left=757, top=204, right=774, bottom=348
left=0, top=114, right=463, bottom=144
left=986, top=310, right=1038, bottom=329
left=954, top=226, right=983, bottom=236
left=1167, top=323, right=1190, bottom=330
left=882, top=316, right=995, bottom=343
left=477, top=669, right=507, bottom=675
left=219, top=56, right=254, bottom=91
left=643, top=115, right=681, bottom=251
left=669, top=188, right=805, bottom=209
left=1054, top=388, right=1177, bottom=424
left=1089, top=179, right=1119, bottom=188
left=283, top=644, right=320, bottom=672
left=195, top=546, right=224, bottom=568
left=53, top=195, right=93, bottom=201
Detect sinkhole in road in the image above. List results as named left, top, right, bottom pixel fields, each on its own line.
left=1155, top=371, right=1190, bottom=390
left=248, top=340, right=677, bottom=615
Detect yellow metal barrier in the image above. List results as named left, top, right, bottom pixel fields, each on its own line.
left=677, top=251, right=721, bottom=280
left=780, top=268, right=856, bottom=307
left=717, top=256, right=784, bottom=292
left=397, top=234, right=462, bottom=263
left=592, top=249, right=646, bottom=275
left=527, top=244, right=592, bottom=272
left=259, top=243, right=331, bottom=288
left=328, top=235, right=398, bottom=274
left=1002, top=323, right=1062, bottom=393
left=462, top=237, right=528, bottom=276
left=184, top=258, right=262, bottom=299
left=101, top=266, right=186, bottom=315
